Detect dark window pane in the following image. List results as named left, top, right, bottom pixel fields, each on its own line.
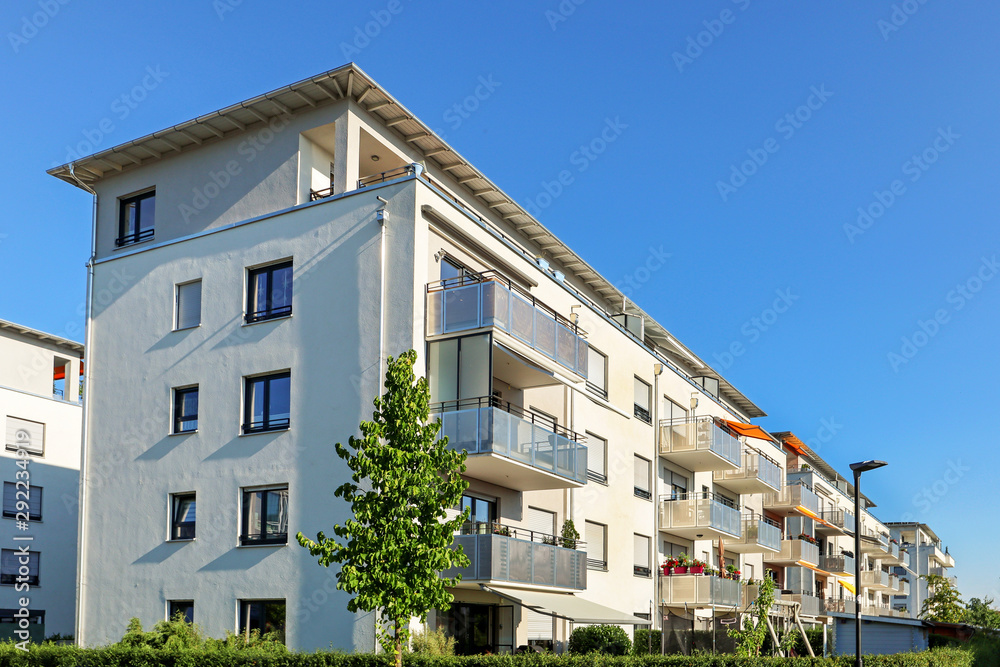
left=268, top=376, right=290, bottom=423
left=169, top=601, right=194, bottom=623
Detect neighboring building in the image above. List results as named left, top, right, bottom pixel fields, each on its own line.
left=886, top=522, right=957, bottom=619
left=47, top=63, right=956, bottom=655
left=0, top=320, right=83, bottom=641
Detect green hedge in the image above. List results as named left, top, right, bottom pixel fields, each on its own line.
left=0, top=646, right=974, bottom=667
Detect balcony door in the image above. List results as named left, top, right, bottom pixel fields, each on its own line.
left=442, top=603, right=513, bottom=655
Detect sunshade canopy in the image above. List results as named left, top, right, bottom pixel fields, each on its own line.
left=482, top=586, right=648, bottom=625
left=721, top=419, right=773, bottom=442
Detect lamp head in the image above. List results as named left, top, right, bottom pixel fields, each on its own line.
left=850, top=460, right=888, bottom=474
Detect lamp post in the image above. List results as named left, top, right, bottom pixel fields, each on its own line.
left=851, top=460, right=887, bottom=667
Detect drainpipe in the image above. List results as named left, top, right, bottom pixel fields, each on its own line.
left=652, top=363, right=663, bottom=641
left=376, top=197, right=389, bottom=387
left=69, top=164, right=97, bottom=646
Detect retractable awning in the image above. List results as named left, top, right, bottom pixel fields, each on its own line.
left=481, top=586, right=648, bottom=625
left=721, top=419, right=773, bottom=442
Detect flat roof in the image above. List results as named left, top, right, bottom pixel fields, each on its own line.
left=0, top=319, right=84, bottom=355
left=48, top=63, right=764, bottom=417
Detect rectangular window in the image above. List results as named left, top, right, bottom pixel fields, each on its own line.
left=5, top=417, right=44, bottom=456
left=1, top=549, right=39, bottom=585
left=586, top=347, right=607, bottom=399
left=239, top=599, right=286, bottom=642
left=633, top=534, right=651, bottom=577
left=633, top=377, right=651, bottom=423
left=175, top=280, right=202, bottom=330
left=171, top=493, right=196, bottom=540
left=241, top=486, right=289, bottom=545
left=460, top=494, right=497, bottom=529
left=585, top=521, right=607, bottom=570
left=173, top=387, right=199, bottom=434
left=117, top=190, right=155, bottom=247
left=168, top=600, right=194, bottom=623
left=634, top=455, right=651, bottom=500
left=586, top=432, right=607, bottom=483
left=662, top=467, right=688, bottom=499
left=246, top=261, right=293, bottom=323
left=634, top=612, right=651, bottom=631
left=2, top=483, right=41, bottom=521
left=243, top=372, right=290, bottom=433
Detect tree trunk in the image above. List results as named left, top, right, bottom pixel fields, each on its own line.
left=394, top=620, right=403, bottom=667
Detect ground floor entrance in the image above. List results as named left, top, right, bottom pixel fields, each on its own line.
left=439, top=603, right=514, bottom=655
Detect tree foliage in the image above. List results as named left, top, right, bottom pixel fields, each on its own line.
left=567, top=625, right=632, bottom=655
left=920, top=574, right=965, bottom=623
left=296, top=350, right=470, bottom=667
left=729, top=575, right=775, bottom=657
left=964, top=597, right=1000, bottom=630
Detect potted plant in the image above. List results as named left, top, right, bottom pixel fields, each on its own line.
left=492, top=523, right=510, bottom=537
left=690, top=559, right=705, bottom=575
left=560, top=519, right=580, bottom=550
left=725, top=564, right=741, bottom=580
left=662, top=556, right=679, bottom=575
left=674, top=553, right=690, bottom=574
left=542, top=534, right=557, bottom=545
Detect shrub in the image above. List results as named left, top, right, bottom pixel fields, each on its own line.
left=632, top=629, right=661, bottom=654
left=411, top=628, right=456, bottom=656
left=567, top=624, right=631, bottom=655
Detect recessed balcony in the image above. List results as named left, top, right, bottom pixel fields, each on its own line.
left=763, top=482, right=820, bottom=519
left=660, top=574, right=742, bottom=609
left=426, top=271, right=588, bottom=378
left=763, top=536, right=820, bottom=566
left=726, top=514, right=782, bottom=554
left=445, top=524, right=586, bottom=591
left=819, top=553, right=856, bottom=575
left=713, top=449, right=782, bottom=494
left=658, top=492, right=741, bottom=541
left=433, top=397, right=587, bottom=490
left=658, top=417, right=741, bottom=472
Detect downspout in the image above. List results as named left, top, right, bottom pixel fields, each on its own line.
left=376, top=196, right=389, bottom=390
left=69, top=164, right=97, bottom=646
left=652, top=363, right=663, bottom=641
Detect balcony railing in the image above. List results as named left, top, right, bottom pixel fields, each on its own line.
left=861, top=570, right=890, bottom=589
left=824, top=597, right=856, bottom=614
left=358, top=164, right=416, bottom=188
left=729, top=514, right=782, bottom=553
left=714, top=449, right=782, bottom=493
left=764, top=537, right=820, bottom=565
left=820, top=509, right=856, bottom=534
left=432, top=397, right=587, bottom=486
left=898, top=578, right=911, bottom=596
left=786, top=592, right=821, bottom=617
left=427, top=271, right=588, bottom=377
left=658, top=416, right=741, bottom=471
left=659, top=492, right=741, bottom=540
left=763, top=482, right=820, bottom=516
left=445, top=531, right=586, bottom=590
left=820, top=553, right=856, bottom=574
left=860, top=526, right=891, bottom=554
left=660, top=574, right=742, bottom=608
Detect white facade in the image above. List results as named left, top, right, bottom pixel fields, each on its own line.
left=0, top=320, right=83, bottom=641
left=887, top=522, right=956, bottom=619
left=50, top=63, right=949, bottom=653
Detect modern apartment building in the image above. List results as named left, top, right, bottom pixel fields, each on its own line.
left=48, top=63, right=954, bottom=654
left=886, top=522, right=957, bottom=619
left=0, top=320, right=83, bottom=641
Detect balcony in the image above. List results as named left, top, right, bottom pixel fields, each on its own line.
left=659, top=492, right=741, bottom=541
left=727, top=514, right=782, bottom=554
left=786, top=592, right=822, bottom=617
left=859, top=526, right=890, bottom=555
left=660, top=574, right=742, bottom=609
left=763, top=537, right=820, bottom=566
left=860, top=570, right=891, bottom=591
left=713, top=449, right=782, bottom=494
left=658, top=416, right=741, bottom=472
left=819, top=554, right=856, bottom=575
left=763, top=482, right=820, bottom=518
left=445, top=526, right=586, bottom=591
left=818, top=509, right=856, bottom=536
left=929, top=543, right=955, bottom=568
left=897, top=578, right=911, bottom=596
left=433, top=397, right=587, bottom=491
left=824, top=597, right=856, bottom=615
left=881, top=541, right=904, bottom=565
left=860, top=604, right=892, bottom=617
left=426, top=272, right=588, bottom=378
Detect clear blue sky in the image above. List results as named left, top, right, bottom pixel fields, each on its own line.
left=3, top=1, right=997, bottom=602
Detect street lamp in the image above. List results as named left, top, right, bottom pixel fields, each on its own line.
left=851, top=460, right=887, bottom=667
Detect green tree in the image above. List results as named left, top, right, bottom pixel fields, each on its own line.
left=920, top=574, right=965, bottom=623
left=296, top=350, right=470, bottom=667
left=965, top=597, right=1000, bottom=630
left=729, top=575, right=775, bottom=656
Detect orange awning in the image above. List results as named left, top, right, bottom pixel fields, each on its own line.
left=781, top=433, right=807, bottom=455
left=721, top=419, right=773, bottom=442
left=52, top=361, right=83, bottom=381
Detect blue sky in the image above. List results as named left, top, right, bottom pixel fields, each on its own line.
left=2, top=1, right=997, bottom=602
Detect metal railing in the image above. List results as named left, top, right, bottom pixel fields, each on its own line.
left=426, top=270, right=588, bottom=377
left=767, top=536, right=820, bottom=564
left=310, top=186, right=335, bottom=201
left=786, top=592, right=821, bottom=617
left=659, top=492, right=741, bottom=538
left=431, top=396, right=587, bottom=484
left=819, top=553, right=856, bottom=574
left=820, top=509, right=856, bottom=534
left=714, top=449, right=782, bottom=490
left=763, top=481, right=821, bottom=515
left=115, top=227, right=154, bottom=247
left=658, top=416, right=741, bottom=468
left=740, top=513, right=782, bottom=551
left=661, top=574, right=742, bottom=607
left=861, top=569, right=889, bottom=588
left=445, top=531, right=586, bottom=590
left=824, top=597, right=856, bottom=614
left=358, top=164, right=416, bottom=188
left=458, top=520, right=585, bottom=550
